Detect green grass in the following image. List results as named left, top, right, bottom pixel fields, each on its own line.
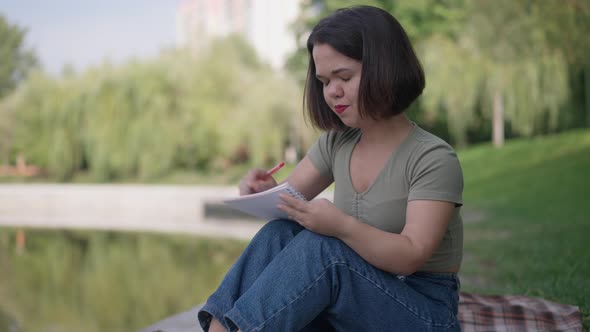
left=457, top=128, right=590, bottom=329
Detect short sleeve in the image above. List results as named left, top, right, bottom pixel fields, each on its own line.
left=306, top=131, right=337, bottom=180
left=408, top=144, right=463, bottom=206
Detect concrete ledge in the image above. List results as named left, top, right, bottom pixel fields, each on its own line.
left=139, top=305, right=204, bottom=332
left=0, top=184, right=333, bottom=239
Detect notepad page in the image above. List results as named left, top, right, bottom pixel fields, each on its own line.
left=223, top=182, right=306, bottom=221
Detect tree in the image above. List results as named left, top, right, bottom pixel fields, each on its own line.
left=0, top=15, right=37, bottom=165
left=291, top=1, right=588, bottom=147
left=420, top=1, right=571, bottom=147
left=534, top=1, right=590, bottom=128
left=474, top=1, right=573, bottom=146
left=8, top=33, right=306, bottom=181
left=0, top=92, right=17, bottom=165
left=287, top=0, right=468, bottom=82
left=0, top=15, right=37, bottom=99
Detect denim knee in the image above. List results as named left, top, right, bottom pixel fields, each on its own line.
left=288, top=230, right=353, bottom=264
left=265, top=218, right=302, bottom=231
left=255, top=219, right=304, bottom=239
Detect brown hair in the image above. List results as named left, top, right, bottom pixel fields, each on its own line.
left=304, top=5, right=425, bottom=130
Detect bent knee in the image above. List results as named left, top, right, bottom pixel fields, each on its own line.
left=296, top=230, right=349, bottom=252
left=258, top=219, right=304, bottom=236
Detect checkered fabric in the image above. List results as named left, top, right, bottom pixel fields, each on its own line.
left=459, top=292, right=583, bottom=332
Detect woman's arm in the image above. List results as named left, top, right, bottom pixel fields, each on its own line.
left=337, top=200, right=456, bottom=275
left=278, top=196, right=456, bottom=276
left=284, top=156, right=333, bottom=201
left=239, top=156, right=333, bottom=200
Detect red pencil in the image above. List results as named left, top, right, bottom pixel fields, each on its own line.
left=265, top=161, right=285, bottom=177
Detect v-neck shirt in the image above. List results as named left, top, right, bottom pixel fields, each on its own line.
left=307, top=124, right=464, bottom=271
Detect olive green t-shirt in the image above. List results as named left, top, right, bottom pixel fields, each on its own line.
left=307, top=124, right=463, bottom=271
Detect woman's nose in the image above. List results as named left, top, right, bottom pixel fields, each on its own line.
left=327, top=82, right=343, bottom=99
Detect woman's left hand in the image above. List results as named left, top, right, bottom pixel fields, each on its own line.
left=278, top=194, right=351, bottom=237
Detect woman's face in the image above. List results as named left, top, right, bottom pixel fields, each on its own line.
left=312, top=43, right=362, bottom=128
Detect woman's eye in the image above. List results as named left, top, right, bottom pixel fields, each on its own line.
left=341, top=77, right=350, bottom=82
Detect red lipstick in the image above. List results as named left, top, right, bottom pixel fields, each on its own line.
left=334, top=105, right=348, bottom=114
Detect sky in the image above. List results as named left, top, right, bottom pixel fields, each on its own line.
left=0, top=0, right=183, bottom=74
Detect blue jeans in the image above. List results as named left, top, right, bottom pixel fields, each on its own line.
left=198, top=219, right=461, bottom=331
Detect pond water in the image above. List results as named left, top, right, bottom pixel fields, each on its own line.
left=0, top=228, right=246, bottom=332
left=0, top=308, right=20, bottom=332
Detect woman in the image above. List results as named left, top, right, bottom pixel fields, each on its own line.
left=199, top=5, right=463, bottom=332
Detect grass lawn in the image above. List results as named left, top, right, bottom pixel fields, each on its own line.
left=457, top=128, right=590, bottom=329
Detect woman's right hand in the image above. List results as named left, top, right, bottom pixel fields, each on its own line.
left=238, top=168, right=278, bottom=196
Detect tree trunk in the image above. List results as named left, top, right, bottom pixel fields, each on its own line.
left=493, top=89, right=505, bottom=147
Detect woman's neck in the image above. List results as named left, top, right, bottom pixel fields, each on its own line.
left=358, top=113, right=413, bottom=146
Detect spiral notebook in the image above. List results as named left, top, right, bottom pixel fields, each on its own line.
left=223, top=182, right=306, bottom=221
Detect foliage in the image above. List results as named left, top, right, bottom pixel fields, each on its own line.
left=415, top=0, right=572, bottom=145
left=0, top=14, right=37, bottom=165
left=8, top=36, right=312, bottom=181
left=0, top=15, right=37, bottom=99
left=420, top=35, right=569, bottom=145
left=2, top=2, right=590, bottom=181
left=419, top=35, right=481, bottom=146
left=533, top=0, right=590, bottom=68
left=289, top=0, right=590, bottom=147
left=287, top=0, right=468, bottom=82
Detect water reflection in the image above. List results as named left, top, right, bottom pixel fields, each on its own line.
left=0, top=308, right=20, bottom=332
left=0, top=228, right=246, bottom=331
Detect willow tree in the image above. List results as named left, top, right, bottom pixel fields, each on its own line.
left=46, top=75, right=86, bottom=180
left=7, top=70, right=86, bottom=180
left=420, top=36, right=481, bottom=147
left=120, top=62, right=180, bottom=180
left=81, top=61, right=184, bottom=181
left=476, top=0, right=569, bottom=146
left=161, top=50, right=219, bottom=170
left=420, top=0, right=569, bottom=147
left=535, top=1, right=590, bottom=128
left=0, top=92, right=17, bottom=165
left=83, top=68, right=137, bottom=180
left=190, top=37, right=307, bottom=168
left=221, top=69, right=305, bottom=166
left=12, top=73, right=54, bottom=165
left=288, top=0, right=468, bottom=82
left=6, top=33, right=312, bottom=181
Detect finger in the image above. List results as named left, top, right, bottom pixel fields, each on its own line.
left=278, top=204, right=300, bottom=221
left=249, top=168, right=266, bottom=176
left=253, top=180, right=273, bottom=192
left=241, top=169, right=265, bottom=195
left=239, top=182, right=253, bottom=195
left=279, top=193, right=307, bottom=209
left=251, top=168, right=270, bottom=181
left=245, top=169, right=264, bottom=185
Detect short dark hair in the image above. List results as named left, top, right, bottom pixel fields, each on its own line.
left=304, top=5, right=425, bottom=131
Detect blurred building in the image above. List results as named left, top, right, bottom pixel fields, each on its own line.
left=176, top=0, right=301, bottom=69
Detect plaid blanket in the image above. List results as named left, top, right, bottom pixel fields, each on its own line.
left=141, top=293, right=583, bottom=332
left=459, top=292, right=583, bottom=332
